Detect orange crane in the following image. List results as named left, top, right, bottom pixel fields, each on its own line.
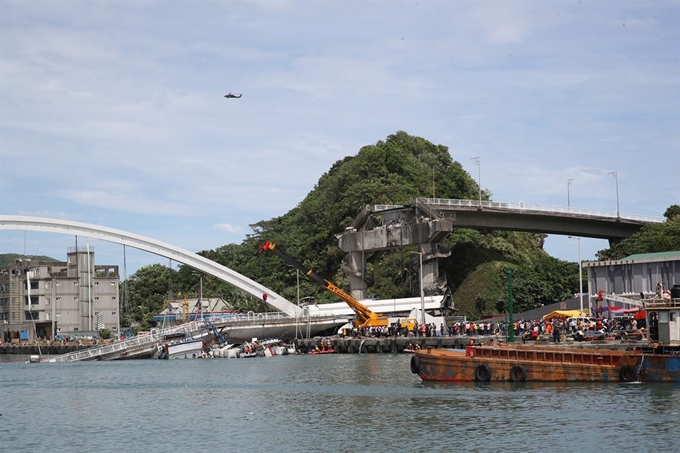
left=259, top=240, right=390, bottom=329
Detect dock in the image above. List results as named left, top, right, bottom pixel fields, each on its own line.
left=294, top=335, right=647, bottom=354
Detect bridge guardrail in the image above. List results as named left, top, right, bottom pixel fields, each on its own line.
left=46, top=313, right=336, bottom=362
left=374, top=198, right=663, bottom=223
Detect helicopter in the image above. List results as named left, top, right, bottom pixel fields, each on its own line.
left=224, top=92, right=242, bottom=98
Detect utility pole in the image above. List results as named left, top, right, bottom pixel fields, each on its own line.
left=567, top=178, right=575, bottom=211
left=608, top=171, right=620, bottom=218
left=506, top=269, right=515, bottom=343
left=471, top=157, right=481, bottom=209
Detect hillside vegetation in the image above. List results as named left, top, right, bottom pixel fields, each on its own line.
left=0, top=253, right=58, bottom=268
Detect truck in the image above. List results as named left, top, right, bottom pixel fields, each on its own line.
left=259, top=240, right=391, bottom=329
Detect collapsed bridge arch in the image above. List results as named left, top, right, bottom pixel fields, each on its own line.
left=0, top=215, right=301, bottom=317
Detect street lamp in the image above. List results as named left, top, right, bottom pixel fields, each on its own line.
left=567, top=178, right=575, bottom=210
left=410, top=250, right=426, bottom=325
left=192, top=272, right=204, bottom=320
left=471, top=157, right=481, bottom=208
left=569, top=236, right=584, bottom=317
left=608, top=171, right=620, bottom=218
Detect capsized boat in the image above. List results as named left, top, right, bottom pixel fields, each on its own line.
left=159, top=338, right=205, bottom=359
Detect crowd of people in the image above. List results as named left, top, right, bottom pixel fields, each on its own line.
left=344, top=316, right=635, bottom=341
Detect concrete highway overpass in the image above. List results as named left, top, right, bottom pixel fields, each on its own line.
left=337, top=198, right=664, bottom=300
left=339, top=198, right=663, bottom=253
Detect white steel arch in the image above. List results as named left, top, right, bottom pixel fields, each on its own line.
left=0, top=215, right=301, bottom=317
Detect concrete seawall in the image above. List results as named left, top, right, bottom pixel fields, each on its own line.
left=1, top=344, right=96, bottom=355
left=295, top=336, right=486, bottom=353
left=293, top=336, right=642, bottom=353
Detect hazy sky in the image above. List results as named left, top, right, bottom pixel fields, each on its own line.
left=1, top=0, right=679, bottom=279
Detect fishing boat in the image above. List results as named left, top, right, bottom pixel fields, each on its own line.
left=159, top=338, right=205, bottom=359
left=411, top=293, right=680, bottom=383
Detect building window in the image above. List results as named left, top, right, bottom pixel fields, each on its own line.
left=112, top=296, right=117, bottom=301
left=95, top=282, right=99, bottom=286
left=111, top=282, right=115, bottom=287
left=112, top=311, right=117, bottom=316
left=25, top=311, right=38, bottom=320
left=25, top=281, right=39, bottom=290
left=25, top=296, right=39, bottom=305
left=56, top=297, right=61, bottom=301
left=45, top=282, right=51, bottom=290
left=73, top=281, right=78, bottom=286
left=95, top=297, right=100, bottom=301
left=56, top=282, right=61, bottom=287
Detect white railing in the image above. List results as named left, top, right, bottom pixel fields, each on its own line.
left=47, top=320, right=209, bottom=362
left=372, top=198, right=664, bottom=223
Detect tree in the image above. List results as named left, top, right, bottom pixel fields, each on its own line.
left=120, top=264, right=176, bottom=329
left=664, top=204, right=680, bottom=220
left=596, top=205, right=680, bottom=260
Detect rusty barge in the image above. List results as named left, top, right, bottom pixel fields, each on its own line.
left=410, top=344, right=679, bottom=382
left=411, top=293, right=680, bottom=383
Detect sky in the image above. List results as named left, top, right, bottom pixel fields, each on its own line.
left=1, top=0, right=679, bottom=280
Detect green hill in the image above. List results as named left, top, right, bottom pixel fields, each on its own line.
left=0, top=253, right=59, bottom=269
left=167, top=131, right=576, bottom=319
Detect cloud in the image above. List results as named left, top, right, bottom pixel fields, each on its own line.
left=213, top=223, right=243, bottom=234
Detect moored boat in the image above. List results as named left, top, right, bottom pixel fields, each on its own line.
left=411, top=289, right=680, bottom=383
left=410, top=344, right=679, bottom=382
left=308, top=349, right=335, bottom=355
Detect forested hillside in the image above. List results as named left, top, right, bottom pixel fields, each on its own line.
left=124, top=132, right=589, bottom=328
left=595, top=205, right=680, bottom=260
left=0, top=253, right=58, bottom=268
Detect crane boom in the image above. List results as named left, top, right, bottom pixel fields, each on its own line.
left=259, top=240, right=389, bottom=328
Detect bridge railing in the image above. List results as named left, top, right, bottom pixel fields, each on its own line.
left=48, top=321, right=209, bottom=362
left=375, top=198, right=664, bottom=223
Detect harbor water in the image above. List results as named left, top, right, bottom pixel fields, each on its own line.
left=1, top=353, right=678, bottom=453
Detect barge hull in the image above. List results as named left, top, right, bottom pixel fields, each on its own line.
left=412, top=346, right=680, bottom=383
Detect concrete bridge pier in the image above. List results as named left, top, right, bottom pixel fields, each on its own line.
left=347, top=251, right=369, bottom=301
left=346, top=243, right=442, bottom=300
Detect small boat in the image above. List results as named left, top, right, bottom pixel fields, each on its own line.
left=238, top=341, right=259, bottom=358
left=160, top=338, right=205, bottom=359
left=211, top=343, right=240, bottom=358
left=307, top=348, right=335, bottom=355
